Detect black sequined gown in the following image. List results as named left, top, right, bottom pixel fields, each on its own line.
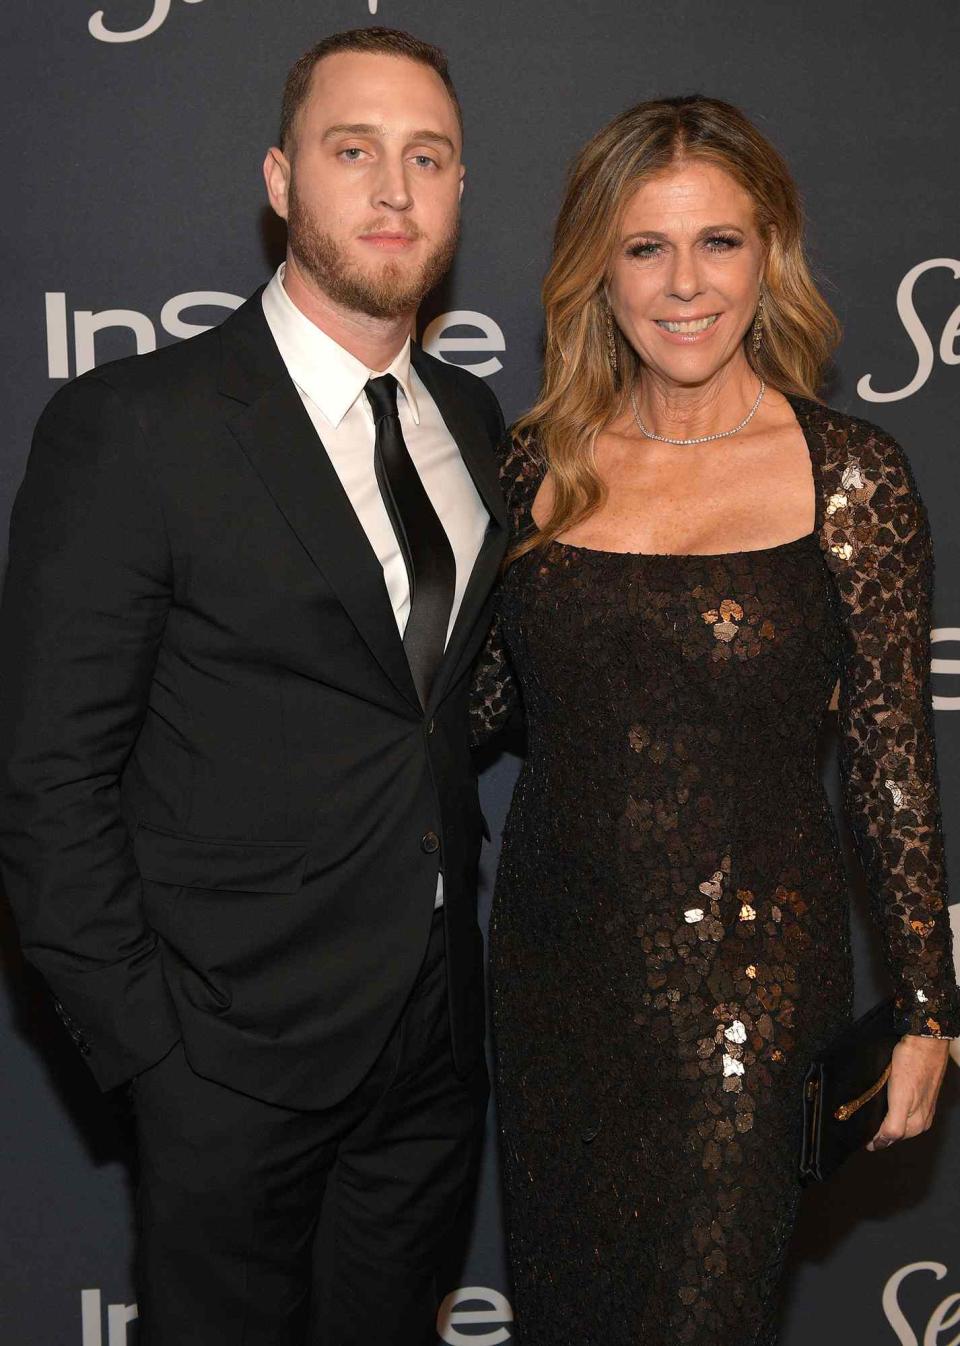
left=469, top=396, right=960, bottom=1346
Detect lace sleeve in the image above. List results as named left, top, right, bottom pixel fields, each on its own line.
left=469, top=606, right=519, bottom=747
left=819, top=413, right=960, bottom=1037
left=468, top=433, right=539, bottom=748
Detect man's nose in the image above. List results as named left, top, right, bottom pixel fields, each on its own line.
left=372, top=155, right=413, bottom=212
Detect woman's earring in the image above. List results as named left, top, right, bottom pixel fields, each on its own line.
left=605, top=307, right=619, bottom=377
left=752, top=291, right=765, bottom=355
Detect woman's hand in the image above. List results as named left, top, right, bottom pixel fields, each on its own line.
left=866, top=1034, right=951, bottom=1150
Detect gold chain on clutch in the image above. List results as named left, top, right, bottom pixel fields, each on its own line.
left=833, top=1063, right=892, bottom=1121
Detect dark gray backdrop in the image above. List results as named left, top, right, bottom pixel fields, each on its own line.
left=2, top=2, right=959, bottom=1343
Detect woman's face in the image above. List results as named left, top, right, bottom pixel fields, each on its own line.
left=606, top=160, right=766, bottom=390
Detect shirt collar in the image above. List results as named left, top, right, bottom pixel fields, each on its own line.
left=261, top=263, right=420, bottom=428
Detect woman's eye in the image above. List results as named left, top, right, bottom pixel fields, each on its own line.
left=627, top=241, right=660, bottom=259
left=705, top=234, right=741, bottom=251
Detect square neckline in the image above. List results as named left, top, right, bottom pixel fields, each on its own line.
left=527, top=392, right=824, bottom=562
left=545, top=529, right=819, bottom=562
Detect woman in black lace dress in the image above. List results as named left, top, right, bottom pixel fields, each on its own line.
left=470, top=96, right=959, bottom=1346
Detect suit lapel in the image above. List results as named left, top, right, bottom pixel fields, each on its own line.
left=217, top=296, right=507, bottom=716
left=411, top=347, right=508, bottom=712
left=220, top=292, right=421, bottom=711
left=432, top=523, right=506, bottom=713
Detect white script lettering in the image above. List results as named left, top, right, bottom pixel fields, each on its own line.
left=858, top=259, right=960, bottom=403
left=89, top=0, right=206, bottom=44
left=882, top=1261, right=960, bottom=1346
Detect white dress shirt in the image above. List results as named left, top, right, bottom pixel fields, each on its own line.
left=262, top=264, right=489, bottom=907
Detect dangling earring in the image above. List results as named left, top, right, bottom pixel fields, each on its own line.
left=752, top=290, right=765, bottom=356
left=605, top=306, right=619, bottom=377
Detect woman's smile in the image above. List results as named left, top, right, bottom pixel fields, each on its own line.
left=653, top=312, right=721, bottom=342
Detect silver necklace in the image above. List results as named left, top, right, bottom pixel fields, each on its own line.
left=629, top=379, right=766, bottom=445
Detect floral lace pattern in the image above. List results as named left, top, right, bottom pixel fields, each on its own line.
left=469, top=396, right=959, bottom=1346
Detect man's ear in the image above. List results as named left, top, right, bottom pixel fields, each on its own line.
left=263, top=147, right=292, bottom=221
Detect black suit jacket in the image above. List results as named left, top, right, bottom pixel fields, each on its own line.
left=0, top=289, right=507, bottom=1109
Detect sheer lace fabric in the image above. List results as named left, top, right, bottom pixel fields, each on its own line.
left=470, top=396, right=959, bottom=1346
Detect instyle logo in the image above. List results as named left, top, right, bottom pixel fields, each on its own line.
left=422, top=311, right=507, bottom=378
left=858, top=259, right=960, bottom=403
left=81, top=1290, right=137, bottom=1346
left=932, top=628, right=960, bottom=712
left=883, top=1262, right=960, bottom=1345
left=89, top=0, right=206, bottom=43
left=437, top=1287, right=513, bottom=1345
left=929, top=628, right=960, bottom=1070
left=45, top=292, right=506, bottom=381
left=45, top=290, right=244, bottom=379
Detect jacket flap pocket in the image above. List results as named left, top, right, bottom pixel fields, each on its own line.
left=134, top=824, right=307, bottom=894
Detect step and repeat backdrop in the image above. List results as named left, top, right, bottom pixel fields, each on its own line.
left=2, top=1, right=959, bottom=1343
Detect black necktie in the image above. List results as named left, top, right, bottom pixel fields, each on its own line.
left=365, top=374, right=456, bottom=707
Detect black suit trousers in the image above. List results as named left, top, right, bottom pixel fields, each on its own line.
left=132, top=911, right=488, bottom=1346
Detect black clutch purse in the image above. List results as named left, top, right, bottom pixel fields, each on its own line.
left=799, top=996, right=901, bottom=1184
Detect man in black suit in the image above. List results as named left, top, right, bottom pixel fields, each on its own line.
left=0, top=27, right=506, bottom=1346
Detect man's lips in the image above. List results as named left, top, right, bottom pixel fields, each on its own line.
left=357, top=232, right=419, bottom=250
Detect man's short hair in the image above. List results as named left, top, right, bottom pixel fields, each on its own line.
left=279, top=27, right=463, bottom=151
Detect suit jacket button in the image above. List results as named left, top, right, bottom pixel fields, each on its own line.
left=427, top=718, right=435, bottom=735
left=421, top=830, right=440, bottom=854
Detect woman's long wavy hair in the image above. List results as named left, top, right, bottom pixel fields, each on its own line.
left=511, top=95, right=841, bottom=562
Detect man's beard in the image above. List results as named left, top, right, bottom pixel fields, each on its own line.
left=286, top=177, right=459, bottom=320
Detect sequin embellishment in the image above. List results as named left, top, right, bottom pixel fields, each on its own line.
left=841, top=460, right=865, bottom=491
left=738, top=892, right=757, bottom=921
left=702, top=598, right=744, bottom=644
left=699, top=871, right=724, bottom=900
left=468, top=400, right=960, bottom=1346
